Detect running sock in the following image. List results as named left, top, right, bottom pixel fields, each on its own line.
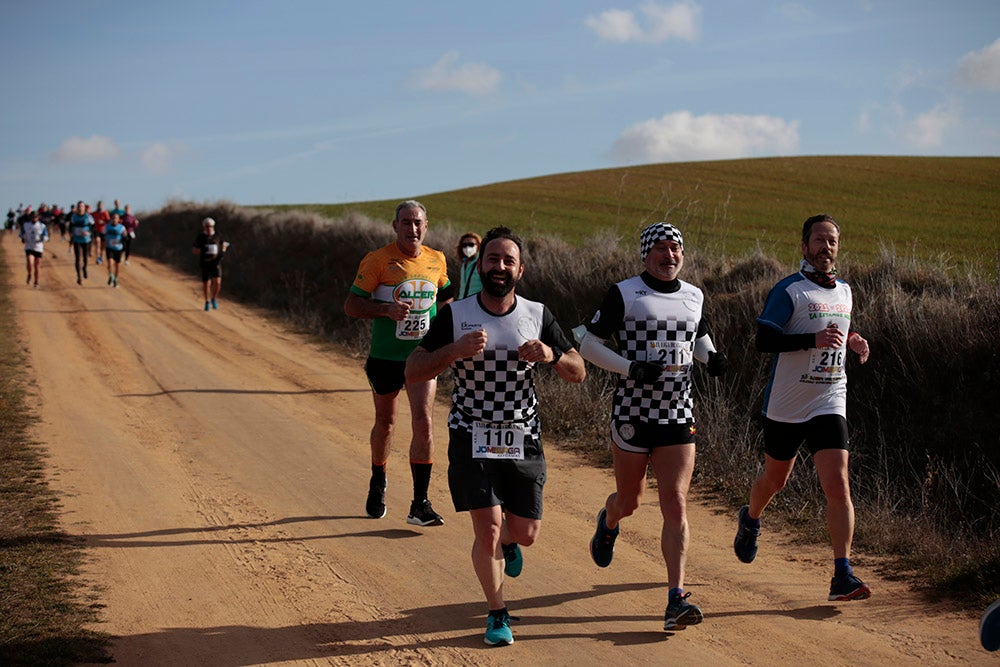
left=742, top=512, right=761, bottom=529
left=488, top=607, right=508, bottom=620
left=669, top=587, right=684, bottom=600
left=411, top=462, right=431, bottom=502
left=371, top=464, right=386, bottom=486
left=834, top=557, right=853, bottom=577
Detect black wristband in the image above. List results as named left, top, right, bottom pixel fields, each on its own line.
left=549, top=347, right=563, bottom=365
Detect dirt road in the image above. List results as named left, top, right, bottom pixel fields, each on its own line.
left=5, top=235, right=990, bottom=666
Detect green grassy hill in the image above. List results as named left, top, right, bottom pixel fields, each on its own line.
left=276, top=156, right=1000, bottom=275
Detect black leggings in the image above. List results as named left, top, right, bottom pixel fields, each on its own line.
left=123, top=235, right=133, bottom=260
left=73, top=242, right=90, bottom=275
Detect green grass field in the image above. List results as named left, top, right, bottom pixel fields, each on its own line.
left=275, top=156, right=1000, bottom=276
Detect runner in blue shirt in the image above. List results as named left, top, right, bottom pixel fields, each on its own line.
left=104, top=213, right=127, bottom=288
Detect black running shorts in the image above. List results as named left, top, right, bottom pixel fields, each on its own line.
left=364, top=356, right=407, bottom=395
left=762, top=413, right=849, bottom=461
left=447, top=427, right=546, bottom=520
left=611, top=419, right=696, bottom=453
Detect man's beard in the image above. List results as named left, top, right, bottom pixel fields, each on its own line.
left=481, top=270, right=516, bottom=297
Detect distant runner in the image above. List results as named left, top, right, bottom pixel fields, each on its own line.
left=19, top=210, right=50, bottom=288
left=104, top=212, right=126, bottom=288
left=191, top=217, right=229, bottom=311
left=68, top=201, right=94, bottom=285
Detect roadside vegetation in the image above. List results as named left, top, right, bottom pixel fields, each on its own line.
left=0, top=244, right=112, bottom=665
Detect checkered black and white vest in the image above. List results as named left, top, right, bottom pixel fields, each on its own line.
left=612, top=275, right=704, bottom=424
left=447, top=296, right=546, bottom=438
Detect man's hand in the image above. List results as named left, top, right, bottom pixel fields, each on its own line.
left=707, top=351, right=728, bottom=377
left=815, top=322, right=845, bottom=349
left=848, top=331, right=870, bottom=364
left=628, top=360, right=663, bottom=384
left=456, top=329, right=488, bottom=358
left=518, top=339, right=553, bottom=364
left=384, top=299, right=411, bottom=322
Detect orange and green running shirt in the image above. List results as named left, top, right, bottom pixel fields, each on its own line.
left=350, top=242, right=451, bottom=361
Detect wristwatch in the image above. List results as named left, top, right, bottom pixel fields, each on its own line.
left=549, top=347, right=563, bottom=365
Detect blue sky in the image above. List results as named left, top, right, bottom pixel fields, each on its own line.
left=3, top=1, right=998, bottom=214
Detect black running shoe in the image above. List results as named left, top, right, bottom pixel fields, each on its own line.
left=733, top=505, right=760, bottom=564
left=590, top=508, right=619, bottom=568
left=365, top=477, right=386, bottom=519
left=664, top=591, right=703, bottom=630
left=828, top=573, right=871, bottom=601
left=406, top=499, right=444, bottom=526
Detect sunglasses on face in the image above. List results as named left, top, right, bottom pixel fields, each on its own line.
left=461, top=242, right=477, bottom=248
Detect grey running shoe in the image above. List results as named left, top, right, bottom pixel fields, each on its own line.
left=734, top=505, right=760, bottom=564
left=664, top=591, right=703, bottom=630
left=590, top=508, right=619, bottom=568
left=365, top=477, right=386, bottom=519
left=406, top=499, right=444, bottom=526
left=828, top=573, right=871, bottom=601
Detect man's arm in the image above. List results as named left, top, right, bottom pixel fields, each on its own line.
left=344, top=292, right=409, bottom=321
left=755, top=322, right=816, bottom=353
left=550, top=348, right=586, bottom=383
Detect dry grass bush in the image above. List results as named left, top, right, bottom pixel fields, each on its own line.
left=137, top=200, right=998, bottom=605
left=0, top=247, right=111, bottom=664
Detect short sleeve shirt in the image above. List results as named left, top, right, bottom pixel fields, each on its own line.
left=69, top=213, right=93, bottom=243
left=193, top=232, right=224, bottom=265
left=419, top=294, right=573, bottom=439
left=104, top=223, right=126, bottom=251
left=350, top=243, right=451, bottom=361
left=758, top=272, right=853, bottom=422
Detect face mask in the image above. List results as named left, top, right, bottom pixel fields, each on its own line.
left=461, top=245, right=477, bottom=258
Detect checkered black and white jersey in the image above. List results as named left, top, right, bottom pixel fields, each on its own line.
left=419, top=295, right=573, bottom=439
left=587, top=274, right=705, bottom=424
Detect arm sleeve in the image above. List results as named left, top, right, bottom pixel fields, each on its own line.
left=579, top=331, right=632, bottom=377
left=755, top=322, right=814, bottom=353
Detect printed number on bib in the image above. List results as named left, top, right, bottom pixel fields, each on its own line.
left=646, top=340, right=691, bottom=377
left=472, top=422, right=526, bottom=460
left=806, top=347, right=846, bottom=384
left=205, top=243, right=219, bottom=255
left=396, top=311, right=430, bottom=340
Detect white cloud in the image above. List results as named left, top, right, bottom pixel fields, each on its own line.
left=408, top=51, right=501, bottom=95
left=609, top=111, right=799, bottom=163
left=905, top=103, right=960, bottom=148
left=585, top=1, right=700, bottom=44
left=956, top=37, right=1000, bottom=91
left=51, top=135, right=121, bottom=163
left=141, top=142, right=181, bottom=174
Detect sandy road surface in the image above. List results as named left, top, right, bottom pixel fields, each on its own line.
left=4, top=234, right=991, bottom=666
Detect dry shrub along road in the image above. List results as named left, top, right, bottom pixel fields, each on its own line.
left=4, top=235, right=989, bottom=666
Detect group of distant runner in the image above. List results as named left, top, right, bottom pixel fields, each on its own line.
left=8, top=199, right=139, bottom=289
left=9, top=201, right=229, bottom=311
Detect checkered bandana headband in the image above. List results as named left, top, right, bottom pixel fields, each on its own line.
left=640, top=223, right=683, bottom=260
